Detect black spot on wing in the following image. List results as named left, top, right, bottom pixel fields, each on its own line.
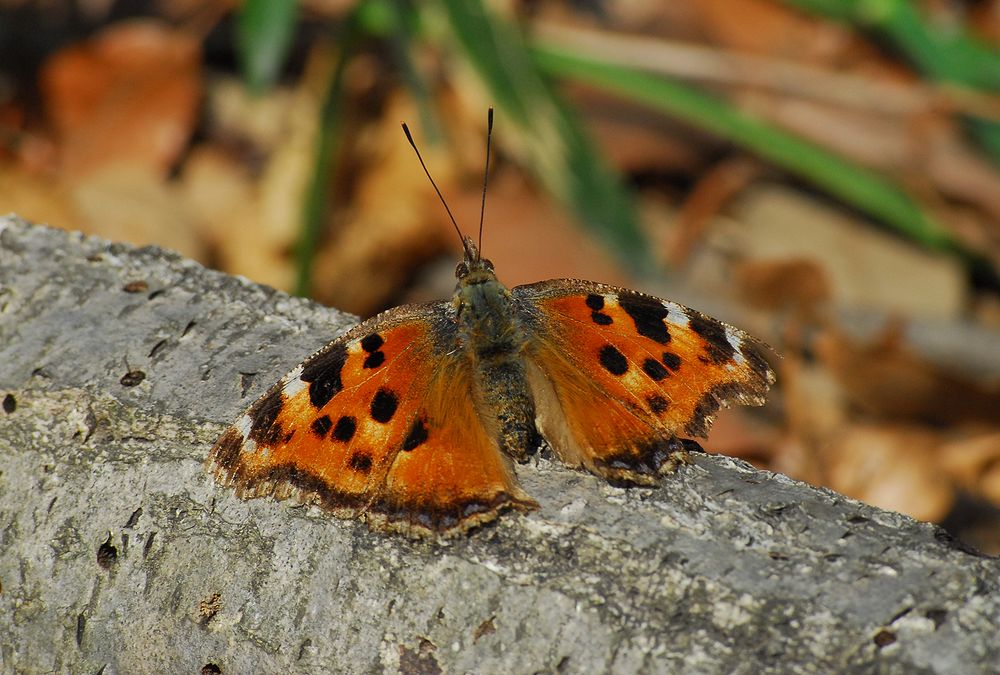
left=360, top=332, right=387, bottom=369
left=370, top=388, right=398, bottom=423
left=642, top=358, right=669, bottom=381
left=363, top=351, right=385, bottom=369
left=584, top=294, right=613, bottom=325
left=332, top=415, right=357, bottom=442
left=402, top=418, right=429, bottom=451
left=662, top=351, right=682, bottom=372
left=687, top=312, right=735, bottom=364
left=248, top=388, right=283, bottom=445
left=648, top=395, right=669, bottom=414
left=360, top=333, right=384, bottom=352
left=300, top=343, right=347, bottom=409
left=349, top=452, right=373, bottom=473
left=311, top=415, right=332, bottom=438
left=599, top=344, right=628, bottom=376
left=618, top=291, right=671, bottom=344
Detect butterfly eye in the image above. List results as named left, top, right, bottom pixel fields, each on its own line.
left=455, top=262, right=469, bottom=278
left=481, top=258, right=494, bottom=272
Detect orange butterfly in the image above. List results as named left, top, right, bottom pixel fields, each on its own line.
left=208, top=110, right=775, bottom=536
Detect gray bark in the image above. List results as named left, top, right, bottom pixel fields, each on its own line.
left=1, top=215, right=997, bottom=674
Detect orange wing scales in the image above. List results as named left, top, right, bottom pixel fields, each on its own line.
left=516, top=281, right=774, bottom=484
left=208, top=306, right=536, bottom=537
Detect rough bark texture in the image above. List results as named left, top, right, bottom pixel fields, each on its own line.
left=1, top=215, right=998, bottom=674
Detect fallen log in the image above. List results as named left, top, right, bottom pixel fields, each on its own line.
left=1, top=216, right=996, bottom=673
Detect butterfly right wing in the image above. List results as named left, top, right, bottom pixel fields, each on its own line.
left=208, top=303, right=535, bottom=536
left=514, top=280, right=775, bottom=484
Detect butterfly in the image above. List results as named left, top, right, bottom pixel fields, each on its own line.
left=208, top=110, right=775, bottom=537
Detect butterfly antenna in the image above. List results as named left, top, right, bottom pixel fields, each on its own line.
left=477, top=107, right=494, bottom=259
left=401, top=121, right=473, bottom=260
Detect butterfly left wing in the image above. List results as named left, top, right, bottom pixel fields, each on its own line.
left=208, top=303, right=536, bottom=536
left=514, top=280, right=775, bottom=485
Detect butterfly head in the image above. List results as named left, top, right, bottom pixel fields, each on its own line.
left=456, top=236, right=496, bottom=285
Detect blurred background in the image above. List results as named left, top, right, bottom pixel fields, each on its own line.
left=2, top=0, right=1000, bottom=552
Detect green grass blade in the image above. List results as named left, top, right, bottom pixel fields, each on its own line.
left=785, top=0, right=1000, bottom=167
left=357, top=0, right=441, bottom=139
left=238, top=0, right=299, bottom=94
left=531, top=42, right=958, bottom=254
left=435, top=0, right=650, bottom=270
left=294, top=18, right=359, bottom=297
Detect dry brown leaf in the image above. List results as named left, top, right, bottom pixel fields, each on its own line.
left=732, top=258, right=831, bottom=317
left=970, top=1, right=1000, bottom=45
left=822, top=424, right=954, bottom=522
left=722, top=185, right=966, bottom=319
left=178, top=145, right=286, bottom=285
left=816, top=325, right=1000, bottom=426
left=780, top=353, right=848, bottom=445
left=311, top=93, right=453, bottom=315
left=205, top=76, right=303, bottom=153
left=532, top=1, right=704, bottom=41
left=0, top=159, right=202, bottom=259
left=40, top=19, right=201, bottom=178
left=739, top=93, right=913, bottom=168
left=195, top=45, right=338, bottom=292
left=702, top=407, right=781, bottom=466
left=772, top=353, right=846, bottom=485
left=940, top=432, right=1000, bottom=507
left=737, top=91, right=1000, bottom=246
left=768, top=435, right=824, bottom=487
left=694, top=0, right=851, bottom=62
left=70, top=163, right=203, bottom=260
left=311, top=87, right=629, bottom=315
left=670, top=157, right=761, bottom=266
left=0, top=163, right=78, bottom=229
left=567, top=85, right=715, bottom=176
left=182, top=146, right=255, bottom=245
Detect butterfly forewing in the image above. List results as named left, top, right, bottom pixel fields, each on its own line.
left=207, top=302, right=535, bottom=536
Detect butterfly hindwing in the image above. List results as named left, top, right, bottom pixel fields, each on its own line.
left=514, top=280, right=775, bottom=484
left=208, top=303, right=536, bottom=536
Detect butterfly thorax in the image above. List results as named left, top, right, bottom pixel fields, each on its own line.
left=454, top=265, right=526, bottom=361
left=452, top=244, right=539, bottom=460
